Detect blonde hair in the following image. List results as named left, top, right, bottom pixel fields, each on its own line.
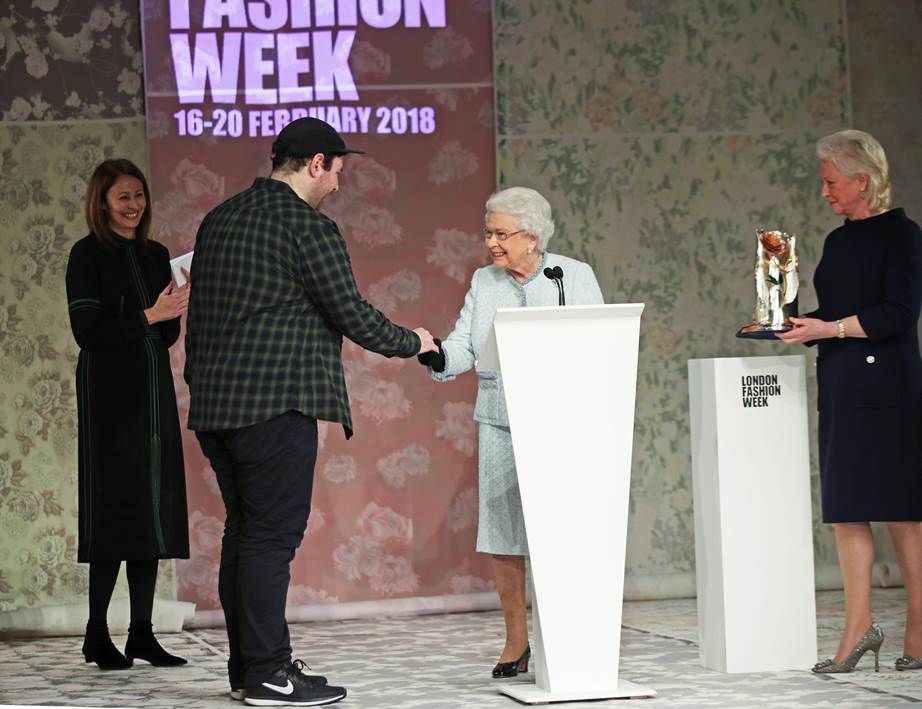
left=816, top=130, right=891, bottom=211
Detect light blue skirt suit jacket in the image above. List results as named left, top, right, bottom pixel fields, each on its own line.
left=429, top=252, right=604, bottom=554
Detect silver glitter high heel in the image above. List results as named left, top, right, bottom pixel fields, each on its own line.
left=812, top=622, right=884, bottom=673
left=895, top=655, right=922, bottom=671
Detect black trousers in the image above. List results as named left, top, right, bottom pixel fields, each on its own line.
left=196, top=411, right=318, bottom=687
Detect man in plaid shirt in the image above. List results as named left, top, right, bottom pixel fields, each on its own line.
left=185, top=118, right=436, bottom=707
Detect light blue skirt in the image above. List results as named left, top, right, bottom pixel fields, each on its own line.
left=476, top=423, right=529, bottom=556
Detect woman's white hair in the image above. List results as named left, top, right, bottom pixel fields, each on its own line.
left=485, top=186, right=555, bottom=251
left=816, top=129, right=891, bottom=211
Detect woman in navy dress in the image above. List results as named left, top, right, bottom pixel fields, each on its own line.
left=779, top=130, right=922, bottom=672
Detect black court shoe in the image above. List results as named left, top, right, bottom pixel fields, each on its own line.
left=492, top=645, right=531, bottom=678
left=82, top=621, right=132, bottom=670
left=124, top=621, right=188, bottom=666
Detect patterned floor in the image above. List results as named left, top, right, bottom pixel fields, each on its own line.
left=1, top=589, right=920, bottom=708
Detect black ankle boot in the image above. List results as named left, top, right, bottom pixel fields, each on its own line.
left=125, top=622, right=187, bottom=666
left=82, top=621, right=132, bottom=670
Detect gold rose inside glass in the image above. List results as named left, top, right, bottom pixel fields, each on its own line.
left=736, top=229, right=799, bottom=339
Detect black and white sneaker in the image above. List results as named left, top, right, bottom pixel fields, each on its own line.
left=245, top=660, right=345, bottom=706
left=233, top=663, right=326, bottom=701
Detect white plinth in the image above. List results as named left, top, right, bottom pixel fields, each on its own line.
left=501, top=679, right=656, bottom=703
left=688, top=355, right=817, bottom=673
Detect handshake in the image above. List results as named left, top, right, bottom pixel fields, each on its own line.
left=411, top=328, right=445, bottom=373
left=412, top=328, right=438, bottom=355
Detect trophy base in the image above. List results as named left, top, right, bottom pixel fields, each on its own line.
left=736, top=325, right=791, bottom=340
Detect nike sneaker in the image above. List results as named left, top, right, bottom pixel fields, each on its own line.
left=245, top=659, right=345, bottom=706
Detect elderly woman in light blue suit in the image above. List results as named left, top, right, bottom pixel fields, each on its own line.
left=419, top=187, right=604, bottom=677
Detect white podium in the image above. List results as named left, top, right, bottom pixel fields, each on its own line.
left=687, top=355, right=817, bottom=673
left=480, top=304, right=655, bottom=703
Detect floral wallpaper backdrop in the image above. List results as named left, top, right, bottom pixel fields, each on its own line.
left=1, top=0, right=145, bottom=121
left=0, top=0, right=170, bottom=613
left=494, top=0, right=864, bottom=594
left=3, top=0, right=922, bottom=614
left=0, top=121, right=174, bottom=611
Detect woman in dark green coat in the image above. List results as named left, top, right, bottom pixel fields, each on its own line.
left=66, top=159, right=190, bottom=670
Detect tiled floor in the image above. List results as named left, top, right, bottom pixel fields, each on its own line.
left=1, top=589, right=920, bottom=708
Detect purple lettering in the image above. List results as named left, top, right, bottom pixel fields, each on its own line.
left=202, top=0, right=248, bottom=29
left=313, top=30, right=357, bottom=101
left=169, top=0, right=191, bottom=29
left=337, top=0, right=358, bottom=25
left=315, top=0, right=336, bottom=26
left=277, top=33, right=313, bottom=103
left=171, top=32, right=241, bottom=104
left=340, top=106, right=357, bottom=132
left=290, top=0, right=311, bottom=28
left=356, top=105, right=370, bottom=132
left=360, top=0, right=400, bottom=28
left=244, top=32, right=277, bottom=104
left=258, top=109, right=274, bottom=135
left=249, top=109, right=283, bottom=136
left=324, top=106, right=341, bottom=131
left=248, top=0, right=288, bottom=30
left=405, top=0, right=445, bottom=27
left=274, top=108, right=292, bottom=131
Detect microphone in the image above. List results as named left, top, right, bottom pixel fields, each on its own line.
left=543, top=266, right=565, bottom=306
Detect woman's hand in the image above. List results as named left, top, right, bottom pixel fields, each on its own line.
left=775, top=316, right=837, bottom=344
left=417, top=338, right=445, bottom=372
left=144, top=282, right=190, bottom=325
left=414, top=328, right=446, bottom=372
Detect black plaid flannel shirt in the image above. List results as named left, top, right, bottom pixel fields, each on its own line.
left=184, top=177, right=420, bottom=437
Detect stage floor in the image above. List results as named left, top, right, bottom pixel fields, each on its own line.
left=2, top=589, right=920, bottom=708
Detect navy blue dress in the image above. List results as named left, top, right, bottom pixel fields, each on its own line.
left=809, top=208, right=922, bottom=522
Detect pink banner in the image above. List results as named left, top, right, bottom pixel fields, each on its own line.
left=141, top=0, right=496, bottom=610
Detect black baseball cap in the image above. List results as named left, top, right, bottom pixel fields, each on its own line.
left=271, top=117, right=364, bottom=159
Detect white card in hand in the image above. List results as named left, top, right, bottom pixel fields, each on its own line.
left=170, top=251, right=193, bottom=286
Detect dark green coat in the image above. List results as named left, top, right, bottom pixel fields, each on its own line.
left=66, top=234, right=189, bottom=562
left=185, top=177, right=420, bottom=437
